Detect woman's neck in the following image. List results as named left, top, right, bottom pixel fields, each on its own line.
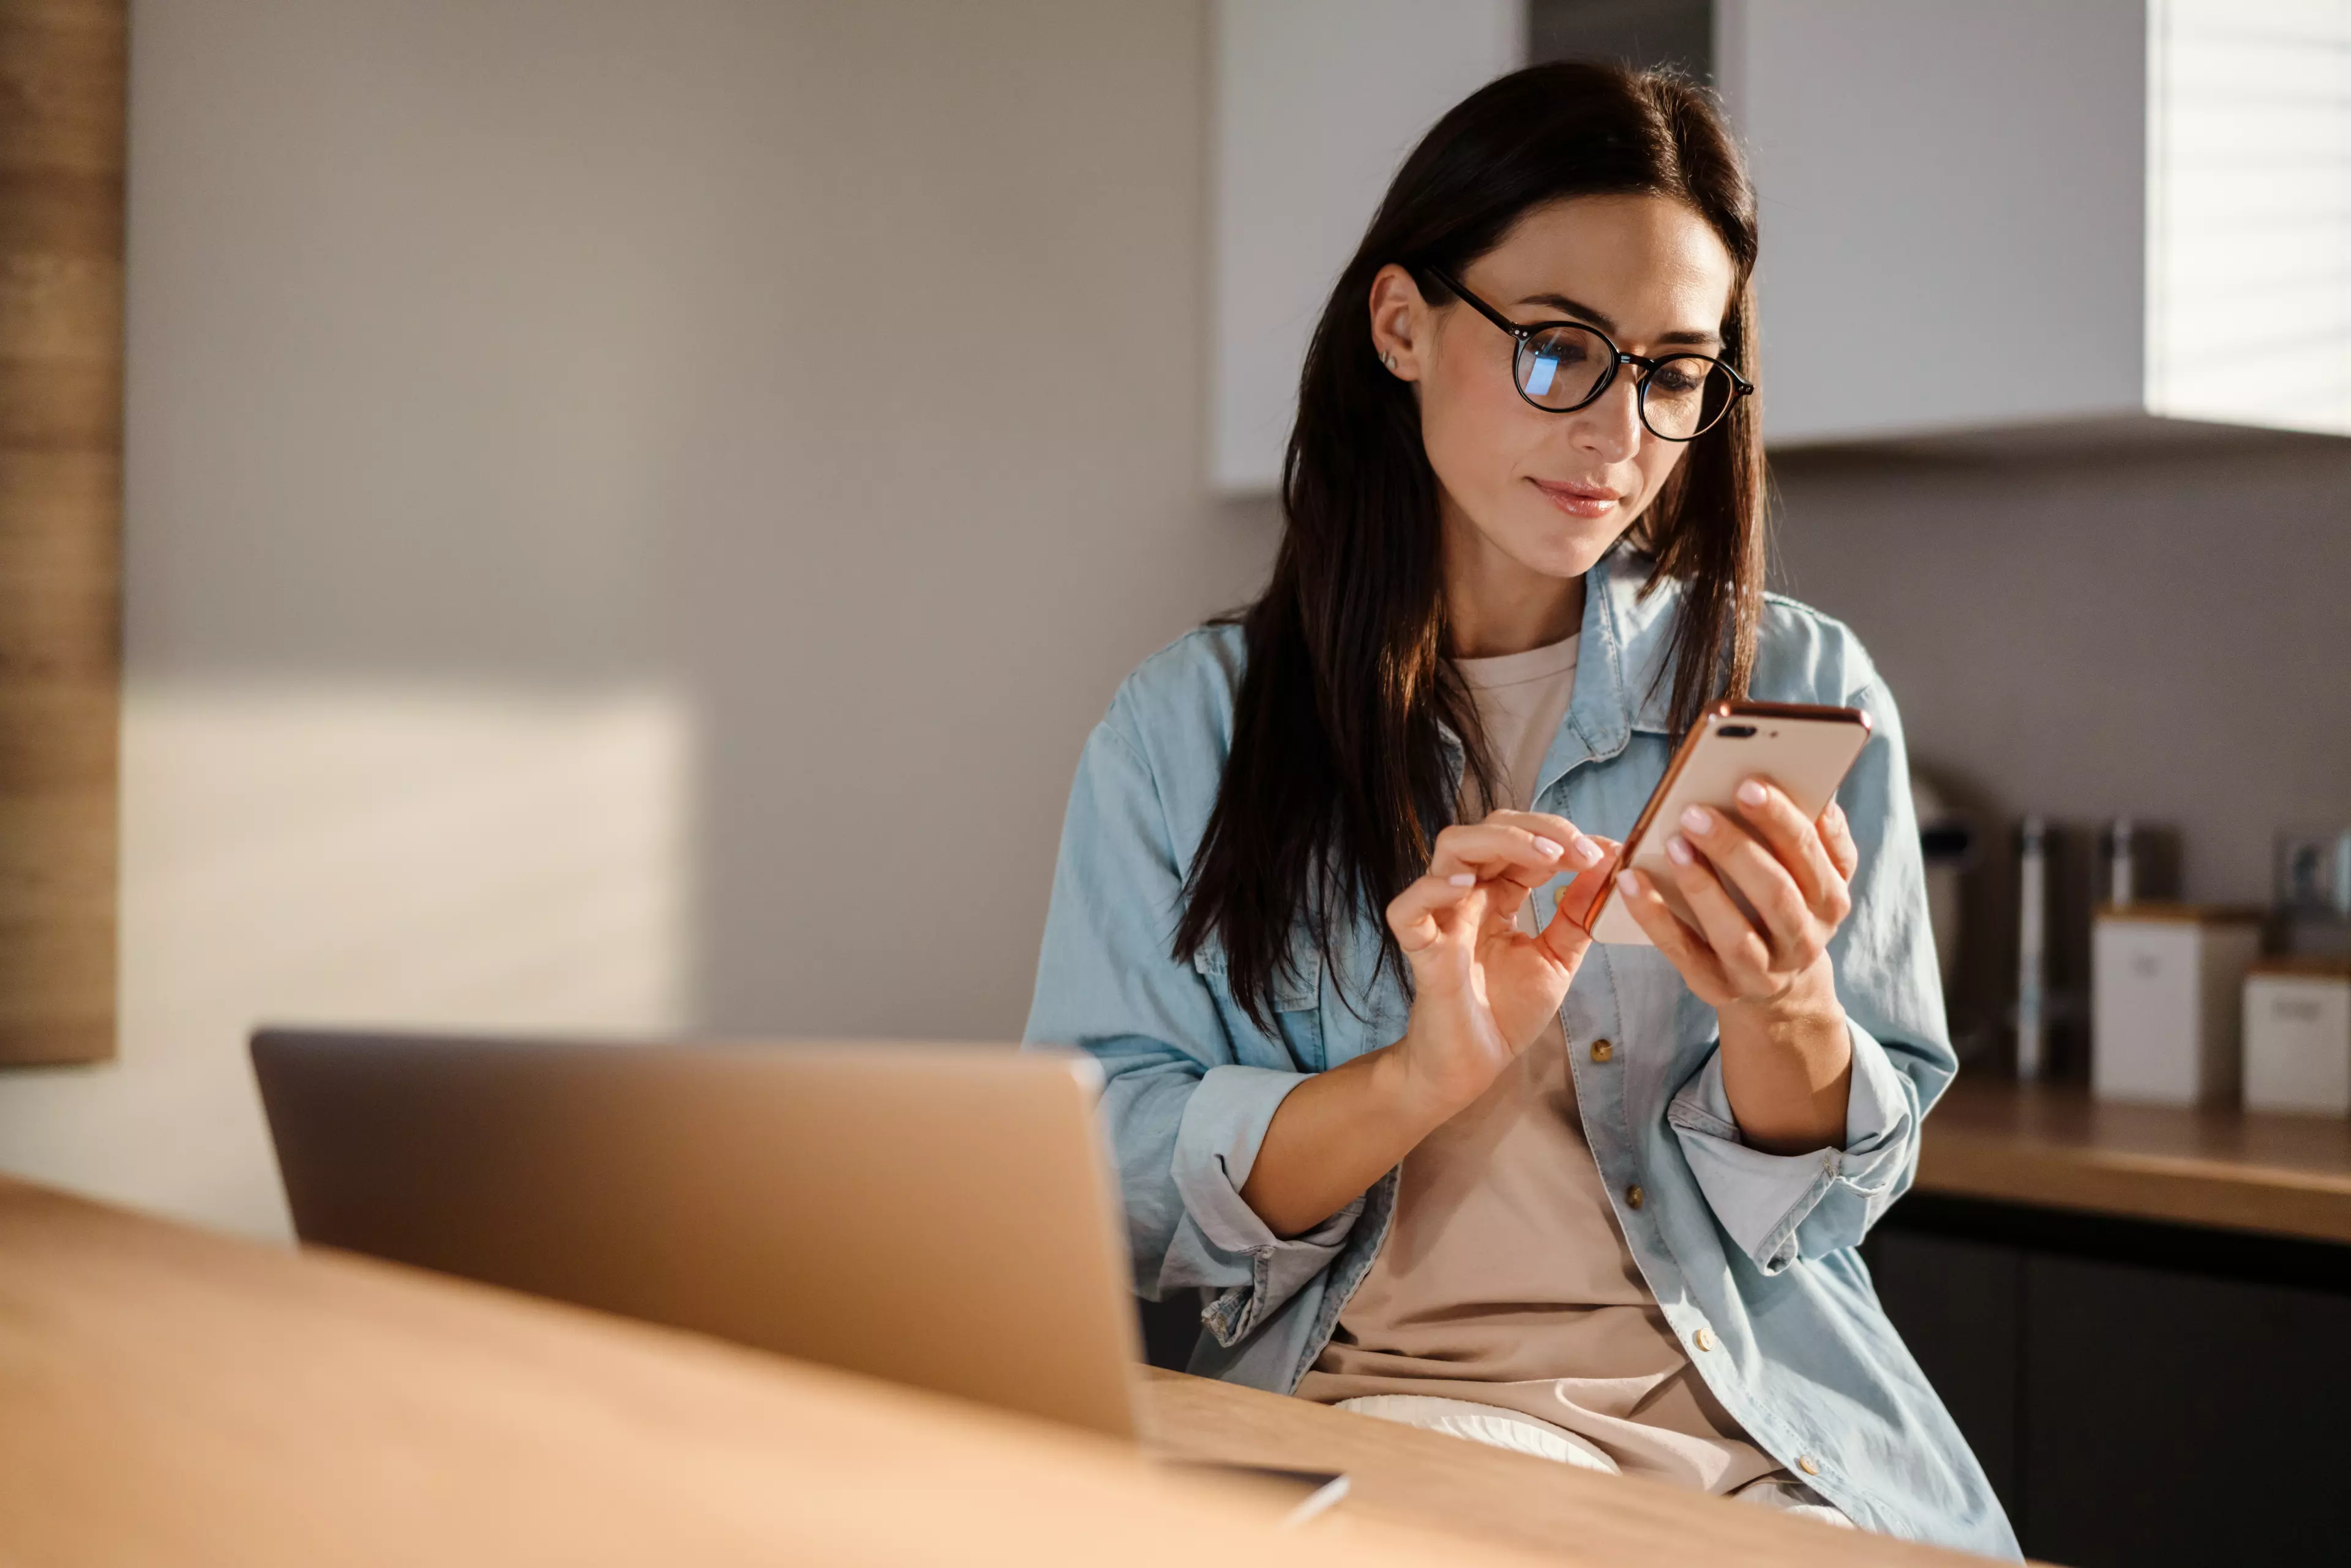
left=1439, top=508, right=1588, bottom=659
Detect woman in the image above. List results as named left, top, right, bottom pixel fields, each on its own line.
left=1026, top=61, right=2013, bottom=1556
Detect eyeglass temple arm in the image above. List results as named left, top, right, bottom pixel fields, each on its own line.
left=1422, top=268, right=1528, bottom=339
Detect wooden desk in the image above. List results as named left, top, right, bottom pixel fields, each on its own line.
left=1915, top=1078, right=2351, bottom=1244
left=1143, top=1367, right=1995, bottom=1567
left=0, top=1179, right=1517, bottom=1567
left=0, top=1179, right=2001, bottom=1566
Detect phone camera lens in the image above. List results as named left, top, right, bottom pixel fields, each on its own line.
left=1717, top=724, right=1757, bottom=738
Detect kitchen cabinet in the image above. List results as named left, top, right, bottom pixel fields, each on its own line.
left=1209, top=1, right=2351, bottom=486
left=1870, top=1197, right=2351, bottom=1567
left=1725, top=0, right=2351, bottom=448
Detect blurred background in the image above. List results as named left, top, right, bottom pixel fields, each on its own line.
left=0, top=6, right=2345, bottom=1562
left=1, top=1, right=1278, bottom=1234
left=0, top=0, right=2343, bottom=1326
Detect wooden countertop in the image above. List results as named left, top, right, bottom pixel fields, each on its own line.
left=1915, top=1078, right=2351, bottom=1244
left=0, top=1179, right=1999, bottom=1566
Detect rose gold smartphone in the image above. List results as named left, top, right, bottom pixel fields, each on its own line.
left=1583, top=700, right=1872, bottom=946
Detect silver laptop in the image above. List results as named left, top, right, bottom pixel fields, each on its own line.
left=251, top=1029, right=1146, bottom=1439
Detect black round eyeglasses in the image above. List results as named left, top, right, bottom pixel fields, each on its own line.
left=1425, top=268, right=1753, bottom=442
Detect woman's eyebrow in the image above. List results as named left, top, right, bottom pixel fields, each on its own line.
left=1516, top=291, right=1722, bottom=347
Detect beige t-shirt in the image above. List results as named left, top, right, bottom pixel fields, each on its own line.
left=1295, top=631, right=1782, bottom=1495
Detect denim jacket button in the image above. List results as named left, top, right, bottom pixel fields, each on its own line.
left=1625, top=1184, right=1644, bottom=1209
left=1693, top=1327, right=1715, bottom=1351
left=1798, top=1455, right=1821, bottom=1476
left=1591, top=1038, right=1614, bottom=1062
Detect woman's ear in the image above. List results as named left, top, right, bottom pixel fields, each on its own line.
left=1367, top=263, right=1430, bottom=382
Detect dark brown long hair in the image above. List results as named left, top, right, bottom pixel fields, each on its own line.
left=1176, top=61, right=1766, bottom=1029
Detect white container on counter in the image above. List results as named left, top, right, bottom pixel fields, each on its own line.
left=2091, top=905, right=2263, bottom=1106
left=2243, top=958, right=2351, bottom=1116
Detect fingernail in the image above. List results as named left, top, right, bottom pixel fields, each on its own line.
left=1679, top=806, right=1712, bottom=835
left=1448, top=872, right=1476, bottom=887
left=1615, top=871, right=1641, bottom=894
left=1666, top=835, right=1695, bottom=866
left=1738, top=779, right=1768, bottom=807
left=1826, top=800, right=1846, bottom=825
left=1532, top=836, right=1565, bottom=859
left=1573, top=836, right=1604, bottom=866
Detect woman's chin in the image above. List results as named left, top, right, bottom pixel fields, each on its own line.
left=1507, top=514, right=1628, bottom=580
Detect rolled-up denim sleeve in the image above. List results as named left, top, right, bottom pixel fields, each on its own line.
left=1023, top=708, right=1357, bottom=1340
left=1667, top=1018, right=1918, bottom=1273
left=1665, top=670, right=1957, bottom=1275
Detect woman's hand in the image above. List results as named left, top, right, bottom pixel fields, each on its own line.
left=1239, top=809, right=1618, bottom=1237
left=1382, top=809, right=1621, bottom=1118
left=1614, top=781, right=1859, bottom=1008
left=1613, top=780, right=1862, bottom=1153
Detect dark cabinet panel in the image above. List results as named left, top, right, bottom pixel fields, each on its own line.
left=1873, top=1199, right=2351, bottom=1567
left=2022, top=1252, right=2351, bottom=1567
left=1869, top=1229, right=2022, bottom=1514
left=1137, top=1291, right=1200, bottom=1372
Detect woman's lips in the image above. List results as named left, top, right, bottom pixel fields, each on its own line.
left=1532, top=478, right=1621, bottom=519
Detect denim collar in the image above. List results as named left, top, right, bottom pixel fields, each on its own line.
left=1529, top=543, right=1679, bottom=803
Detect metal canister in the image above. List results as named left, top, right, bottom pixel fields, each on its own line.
left=2101, top=817, right=2138, bottom=910
left=2015, top=816, right=2049, bottom=1080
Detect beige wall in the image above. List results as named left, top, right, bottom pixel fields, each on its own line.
left=0, top=1, right=1276, bottom=1237
left=1772, top=434, right=2351, bottom=1060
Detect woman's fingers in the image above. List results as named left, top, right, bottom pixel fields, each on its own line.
left=1676, top=806, right=1818, bottom=967
left=1730, top=779, right=1851, bottom=922
left=1613, top=868, right=1733, bottom=999
left=1550, top=838, right=1622, bottom=926
left=1730, top=781, right=1842, bottom=912
left=1427, top=820, right=1577, bottom=892
left=1661, top=830, right=1779, bottom=990
left=1385, top=869, right=1482, bottom=955
left=1818, top=798, right=1861, bottom=884
left=1395, top=812, right=1615, bottom=973
left=1539, top=839, right=1621, bottom=964
left=1480, top=809, right=1610, bottom=874
left=1393, top=811, right=1603, bottom=942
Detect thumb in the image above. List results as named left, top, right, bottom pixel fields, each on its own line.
left=1539, top=904, right=1594, bottom=971
left=1539, top=840, right=1622, bottom=966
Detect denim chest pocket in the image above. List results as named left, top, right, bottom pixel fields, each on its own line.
left=1191, top=936, right=1326, bottom=1072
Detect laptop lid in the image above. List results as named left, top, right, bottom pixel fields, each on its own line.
left=251, top=1029, right=1144, bottom=1440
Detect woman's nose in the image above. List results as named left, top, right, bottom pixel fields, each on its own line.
left=1567, top=370, right=1642, bottom=463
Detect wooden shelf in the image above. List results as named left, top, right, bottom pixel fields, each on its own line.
left=1915, top=1079, right=2351, bottom=1245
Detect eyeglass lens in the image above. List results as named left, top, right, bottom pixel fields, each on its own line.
left=1515, top=325, right=1737, bottom=439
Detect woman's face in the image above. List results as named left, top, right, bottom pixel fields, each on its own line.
left=1370, top=194, right=1739, bottom=585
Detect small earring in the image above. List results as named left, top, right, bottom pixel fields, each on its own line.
left=1380, top=350, right=1397, bottom=372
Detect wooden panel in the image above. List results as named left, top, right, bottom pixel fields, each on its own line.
left=0, top=0, right=121, bottom=1065
left=0, top=1177, right=1555, bottom=1568
left=1916, top=1079, right=2351, bottom=1244
left=1141, top=1367, right=1993, bottom=1567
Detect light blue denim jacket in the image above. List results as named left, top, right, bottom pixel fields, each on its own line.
left=1024, top=546, right=2018, bottom=1558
